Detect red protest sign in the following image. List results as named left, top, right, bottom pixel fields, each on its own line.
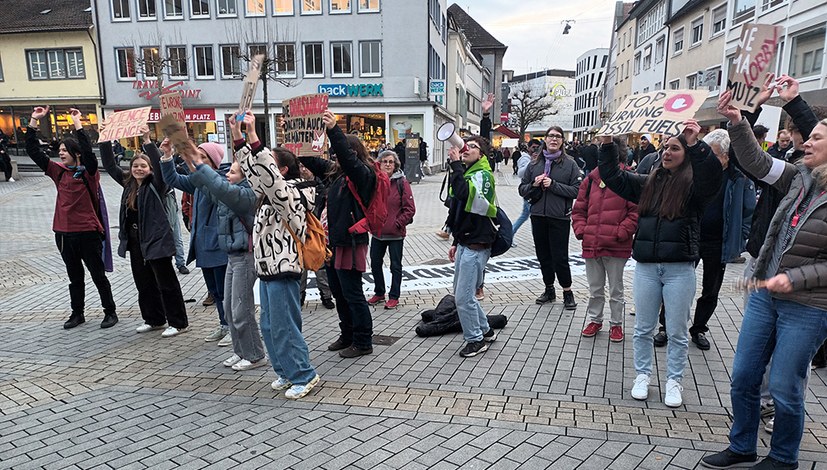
left=281, top=93, right=329, bottom=156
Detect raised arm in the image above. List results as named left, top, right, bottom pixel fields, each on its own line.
left=298, top=156, right=333, bottom=180
left=324, top=111, right=375, bottom=203
left=142, top=138, right=167, bottom=194
left=25, top=106, right=52, bottom=172
left=687, top=140, right=723, bottom=205
left=597, top=138, right=646, bottom=204
left=69, top=108, right=98, bottom=174
left=98, top=141, right=125, bottom=186
left=480, top=93, right=494, bottom=140
left=160, top=151, right=197, bottom=194
left=188, top=162, right=256, bottom=216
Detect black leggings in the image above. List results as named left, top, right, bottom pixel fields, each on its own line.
left=55, top=232, right=116, bottom=317
left=530, top=216, right=573, bottom=289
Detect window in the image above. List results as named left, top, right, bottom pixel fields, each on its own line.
left=686, top=73, right=697, bottom=89
left=619, top=63, right=624, bottom=81
left=733, top=0, right=755, bottom=25
left=673, top=27, right=684, bottom=54
left=712, top=5, right=726, bottom=36
left=669, top=79, right=680, bottom=89
left=789, top=27, right=825, bottom=78
left=244, top=0, right=264, bottom=16
left=141, top=47, right=161, bottom=77
left=704, top=66, right=722, bottom=90
left=47, top=50, right=67, bottom=79
left=302, top=0, right=321, bottom=14
left=330, top=0, right=349, bottom=13
left=274, top=0, right=293, bottom=14
left=191, top=0, right=209, bottom=16
left=27, top=48, right=86, bottom=80
left=330, top=42, right=352, bottom=76
left=303, top=43, right=323, bottom=77
left=28, top=51, right=47, bottom=79
left=138, top=0, right=157, bottom=19
left=220, top=45, right=241, bottom=78
left=622, top=32, right=627, bottom=50
left=655, top=36, right=665, bottom=63
left=761, top=0, right=785, bottom=12
left=625, top=60, right=629, bottom=78
left=248, top=44, right=267, bottom=58
left=360, top=40, right=381, bottom=77
left=691, top=17, right=704, bottom=45
left=643, top=46, right=652, bottom=70
left=164, top=0, right=183, bottom=17
left=275, top=43, right=296, bottom=76
left=633, top=53, right=641, bottom=75
left=654, top=81, right=662, bottom=90
left=167, top=46, right=187, bottom=78
left=115, top=48, right=136, bottom=80
left=637, top=1, right=667, bottom=44
left=0, top=55, right=4, bottom=81
left=194, top=45, right=214, bottom=78
left=358, top=0, right=378, bottom=12
left=218, top=0, right=237, bottom=15
left=112, top=0, right=130, bottom=19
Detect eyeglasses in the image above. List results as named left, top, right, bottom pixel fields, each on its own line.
left=546, top=134, right=564, bottom=140
left=466, top=144, right=481, bottom=149
left=380, top=160, right=395, bottom=164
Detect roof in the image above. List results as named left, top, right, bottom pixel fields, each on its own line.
left=447, top=4, right=508, bottom=51
left=493, top=125, right=520, bottom=139
left=667, top=0, right=706, bottom=24
left=0, top=0, right=92, bottom=34
left=616, top=2, right=638, bottom=31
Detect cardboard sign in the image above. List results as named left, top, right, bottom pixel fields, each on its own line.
left=597, top=90, right=708, bottom=136
left=238, top=54, right=264, bottom=118
left=281, top=93, right=329, bottom=156
left=159, top=91, right=185, bottom=123
left=98, top=107, right=152, bottom=141
left=158, top=114, right=191, bottom=152
left=727, top=23, right=782, bottom=112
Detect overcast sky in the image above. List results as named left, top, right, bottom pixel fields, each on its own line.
left=458, top=0, right=620, bottom=74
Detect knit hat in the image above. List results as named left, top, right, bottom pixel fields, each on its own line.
left=198, top=142, right=225, bottom=168
left=641, top=134, right=652, bottom=142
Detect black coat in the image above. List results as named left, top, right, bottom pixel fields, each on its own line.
left=416, top=295, right=507, bottom=337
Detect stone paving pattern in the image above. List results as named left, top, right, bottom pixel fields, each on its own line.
left=0, top=169, right=825, bottom=469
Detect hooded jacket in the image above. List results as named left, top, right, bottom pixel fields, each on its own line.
left=572, top=167, right=638, bottom=259
left=446, top=156, right=498, bottom=247
left=187, top=164, right=255, bottom=254
left=375, top=170, right=416, bottom=240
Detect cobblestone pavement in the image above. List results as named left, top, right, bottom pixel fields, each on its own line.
left=1, top=170, right=826, bottom=469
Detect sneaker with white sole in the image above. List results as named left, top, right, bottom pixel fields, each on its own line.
left=136, top=323, right=166, bottom=333
left=223, top=354, right=242, bottom=367
left=271, top=376, right=293, bottom=391
left=284, top=374, right=320, bottom=400
left=204, top=326, right=228, bottom=342
left=232, top=358, right=267, bottom=371
left=483, top=328, right=498, bottom=342
left=664, top=379, right=683, bottom=407
left=161, top=326, right=188, bottom=338
left=631, top=374, right=651, bottom=400
left=217, top=333, right=232, bottom=347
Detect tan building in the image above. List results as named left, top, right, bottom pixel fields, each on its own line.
left=612, top=9, right=638, bottom=116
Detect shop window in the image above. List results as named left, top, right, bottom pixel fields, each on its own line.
left=273, top=0, right=293, bottom=15
left=789, top=27, right=825, bottom=78
left=116, top=48, right=136, bottom=80
left=220, top=45, right=241, bottom=78
left=691, top=17, right=704, bottom=45
left=275, top=43, right=296, bottom=77
left=167, top=46, right=187, bottom=78
left=331, top=42, right=352, bottom=77
left=712, top=5, right=726, bottom=36
left=358, top=0, right=379, bottom=12
left=301, top=0, right=321, bottom=14
left=141, top=47, right=161, bottom=77
left=360, top=40, right=381, bottom=77
left=330, top=0, right=349, bottom=13
left=112, top=0, right=130, bottom=20
left=245, top=0, right=264, bottom=16
left=164, top=0, right=183, bottom=18
left=673, top=27, right=684, bottom=55
left=191, top=0, right=210, bottom=17
left=303, top=43, right=323, bottom=77
left=194, top=45, right=215, bottom=78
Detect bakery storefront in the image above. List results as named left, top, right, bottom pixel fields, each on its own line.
left=0, top=104, right=100, bottom=154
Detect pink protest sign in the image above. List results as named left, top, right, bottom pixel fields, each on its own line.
left=99, top=107, right=152, bottom=141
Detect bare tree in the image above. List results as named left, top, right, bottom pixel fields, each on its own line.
left=507, top=83, right=562, bottom=143
left=129, top=28, right=188, bottom=99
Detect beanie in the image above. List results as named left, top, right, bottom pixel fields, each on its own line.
left=198, top=142, right=225, bottom=168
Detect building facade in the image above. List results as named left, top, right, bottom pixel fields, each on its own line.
left=506, top=70, right=575, bottom=139
left=629, top=0, right=674, bottom=94
left=574, top=48, right=609, bottom=139
left=603, top=1, right=638, bottom=121
left=611, top=8, right=638, bottom=118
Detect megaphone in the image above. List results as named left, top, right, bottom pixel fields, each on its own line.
left=437, top=122, right=468, bottom=153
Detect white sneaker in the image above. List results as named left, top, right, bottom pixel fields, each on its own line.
left=664, top=379, right=683, bottom=407
left=217, top=333, right=233, bottom=347
left=631, top=374, right=651, bottom=400
left=232, top=358, right=267, bottom=371
left=204, top=326, right=227, bottom=342
left=271, top=376, right=293, bottom=391
left=285, top=374, right=320, bottom=400
left=8, top=178, right=14, bottom=183
left=161, top=326, right=188, bottom=338
left=136, top=323, right=166, bottom=333
left=223, top=354, right=242, bottom=367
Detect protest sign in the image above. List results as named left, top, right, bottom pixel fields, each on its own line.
left=158, top=114, right=190, bottom=152
left=238, top=54, right=264, bottom=119
left=98, top=107, right=152, bottom=141
left=727, top=23, right=782, bottom=112
left=596, top=89, right=708, bottom=136
left=160, top=91, right=185, bottom=123
left=281, top=93, right=329, bottom=156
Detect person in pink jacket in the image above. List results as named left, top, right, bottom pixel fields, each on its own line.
left=367, top=150, right=416, bottom=310
left=572, top=137, right=639, bottom=342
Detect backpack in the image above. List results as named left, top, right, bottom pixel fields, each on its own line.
left=490, top=206, right=513, bottom=257
left=281, top=190, right=331, bottom=272
left=346, top=160, right=390, bottom=236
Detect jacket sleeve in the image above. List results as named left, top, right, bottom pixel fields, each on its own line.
left=161, top=156, right=197, bottom=194
left=396, top=179, right=416, bottom=228
left=598, top=143, right=645, bottom=204
left=142, top=142, right=167, bottom=194
left=742, top=179, right=757, bottom=241
left=728, top=117, right=797, bottom=194
left=481, top=113, right=492, bottom=141
left=570, top=177, right=589, bottom=239
left=784, top=95, right=820, bottom=142
left=618, top=200, right=639, bottom=242
left=448, top=161, right=469, bottom=204
left=75, top=129, right=98, bottom=174
left=326, top=124, right=376, bottom=203
left=548, top=160, right=583, bottom=199
left=786, top=262, right=827, bottom=291
left=518, top=161, right=543, bottom=202
left=25, top=127, right=51, bottom=172
left=99, top=141, right=125, bottom=186
left=189, top=164, right=256, bottom=216
left=688, top=141, right=724, bottom=206
left=516, top=155, right=530, bottom=178
left=298, top=156, right=333, bottom=179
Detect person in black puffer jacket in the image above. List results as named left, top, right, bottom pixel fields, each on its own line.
left=598, top=119, right=722, bottom=409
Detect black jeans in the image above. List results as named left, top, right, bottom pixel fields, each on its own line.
left=128, top=242, right=188, bottom=329
left=531, top=216, right=573, bottom=289
left=690, top=252, right=727, bottom=336
left=370, top=238, right=404, bottom=299
left=55, top=232, right=116, bottom=317
left=327, top=265, right=373, bottom=349
left=0, top=151, right=11, bottom=180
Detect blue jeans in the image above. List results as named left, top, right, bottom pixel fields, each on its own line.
left=729, top=289, right=827, bottom=464
left=453, top=244, right=491, bottom=343
left=202, top=265, right=228, bottom=326
left=633, top=262, right=695, bottom=381
left=370, top=238, right=404, bottom=299
left=259, top=278, right=317, bottom=385
left=512, top=200, right=531, bottom=236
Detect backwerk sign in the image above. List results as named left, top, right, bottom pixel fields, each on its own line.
left=318, top=83, right=384, bottom=98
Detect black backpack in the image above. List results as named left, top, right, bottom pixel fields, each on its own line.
left=490, top=207, right=513, bottom=257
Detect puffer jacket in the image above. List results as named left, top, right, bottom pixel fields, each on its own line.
left=518, top=153, right=583, bottom=219
left=571, top=167, right=638, bottom=259
left=728, top=117, right=827, bottom=310
left=598, top=140, right=723, bottom=263
left=187, top=164, right=255, bottom=254
left=375, top=171, right=416, bottom=240
left=237, top=142, right=315, bottom=280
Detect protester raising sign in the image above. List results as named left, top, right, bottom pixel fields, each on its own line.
left=98, top=107, right=152, bottom=141
left=160, top=91, right=185, bottom=123
left=281, top=93, right=329, bottom=157
left=597, top=90, right=708, bottom=136
left=238, top=54, right=264, bottom=121
left=726, top=23, right=782, bottom=112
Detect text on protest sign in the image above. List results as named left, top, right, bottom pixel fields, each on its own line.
left=99, top=107, right=152, bottom=141
left=727, top=23, right=782, bottom=112
left=160, top=91, right=185, bottom=123
left=597, top=90, right=708, bottom=136
left=238, top=54, right=264, bottom=119
left=281, top=93, right=329, bottom=157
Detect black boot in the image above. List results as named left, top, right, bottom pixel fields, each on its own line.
left=64, top=313, right=85, bottom=329
left=535, top=286, right=556, bottom=304
left=563, top=290, right=577, bottom=310
left=100, top=312, right=119, bottom=329
left=321, top=297, right=335, bottom=309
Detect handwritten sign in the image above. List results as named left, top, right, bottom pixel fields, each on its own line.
left=98, top=107, right=151, bottom=141
left=238, top=54, right=264, bottom=119
left=727, top=23, right=782, bottom=112
left=281, top=93, right=329, bottom=156
left=597, top=90, right=708, bottom=136
left=160, top=91, right=185, bottom=123
left=158, top=114, right=191, bottom=152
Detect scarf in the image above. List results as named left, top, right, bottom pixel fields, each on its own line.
left=458, top=156, right=497, bottom=217
left=543, top=149, right=562, bottom=176
left=67, top=165, right=87, bottom=179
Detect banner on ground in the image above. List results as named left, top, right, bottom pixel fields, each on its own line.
left=281, top=93, right=329, bottom=156
left=159, top=91, right=185, bottom=123
left=98, top=107, right=152, bottom=141
left=727, top=23, right=782, bottom=112
left=596, top=90, right=708, bottom=136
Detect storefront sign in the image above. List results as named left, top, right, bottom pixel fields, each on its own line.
left=99, top=107, right=151, bottom=141
left=389, top=115, right=424, bottom=143
left=429, top=80, right=446, bottom=106
left=596, top=89, right=708, bottom=136
left=318, top=83, right=384, bottom=98
left=281, top=93, right=329, bottom=156
left=133, top=80, right=203, bottom=100
left=727, top=23, right=782, bottom=112
left=116, top=109, right=215, bottom=122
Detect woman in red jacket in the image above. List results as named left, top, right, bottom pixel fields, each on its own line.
left=572, top=137, right=638, bottom=342
left=367, top=150, right=416, bottom=309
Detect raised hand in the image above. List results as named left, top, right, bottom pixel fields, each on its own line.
left=599, top=135, right=612, bottom=145
left=754, top=73, right=776, bottom=108
left=322, top=110, right=337, bottom=130
left=448, top=146, right=461, bottom=162
left=242, top=111, right=258, bottom=141
left=229, top=113, right=243, bottom=141
left=682, top=119, right=701, bottom=146
left=481, top=93, right=495, bottom=114
left=68, top=108, right=83, bottom=130
left=717, top=90, right=743, bottom=125
left=159, top=138, right=173, bottom=157
left=31, top=105, right=50, bottom=121
left=775, top=75, right=800, bottom=102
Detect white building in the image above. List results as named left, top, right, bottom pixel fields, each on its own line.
left=574, top=48, right=609, bottom=139
left=447, top=15, right=490, bottom=137
left=629, top=0, right=674, bottom=94
left=506, top=69, right=576, bottom=139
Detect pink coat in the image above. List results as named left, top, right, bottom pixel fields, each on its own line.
left=376, top=173, right=416, bottom=239
left=571, top=167, right=638, bottom=259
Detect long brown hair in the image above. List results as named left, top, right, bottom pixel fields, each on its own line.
left=637, top=136, right=693, bottom=220
left=124, top=153, right=152, bottom=211
left=327, top=134, right=374, bottom=179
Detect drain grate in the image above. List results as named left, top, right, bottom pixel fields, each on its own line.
left=420, top=258, right=451, bottom=266
left=372, top=335, right=401, bottom=346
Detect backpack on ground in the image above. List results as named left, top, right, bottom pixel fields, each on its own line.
left=490, top=206, right=513, bottom=257
left=346, top=160, right=390, bottom=236
left=280, top=191, right=331, bottom=272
